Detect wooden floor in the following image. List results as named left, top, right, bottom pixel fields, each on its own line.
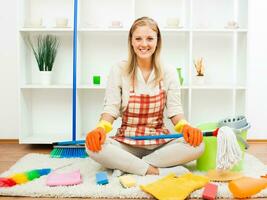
left=0, top=141, right=267, bottom=200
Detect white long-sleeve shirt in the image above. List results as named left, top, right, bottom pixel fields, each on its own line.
left=102, top=61, right=184, bottom=119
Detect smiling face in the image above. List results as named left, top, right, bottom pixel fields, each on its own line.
left=131, top=26, right=158, bottom=62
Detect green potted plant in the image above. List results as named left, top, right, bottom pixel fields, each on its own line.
left=28, top=35, right=59, bottom=85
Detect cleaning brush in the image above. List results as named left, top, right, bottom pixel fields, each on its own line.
left=50, top=140, right=87, bottom=158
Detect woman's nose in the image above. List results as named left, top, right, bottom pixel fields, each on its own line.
left=140, top=39, right=148, bottom=46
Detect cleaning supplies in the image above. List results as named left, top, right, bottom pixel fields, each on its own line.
left=126, top=129, right=219, bottom=140
left=140, top=173, right=209, bottom=200
left=119, top=175, right=136, bottom=188
left=197, top=116, right=250, bottom=172
left=228, top=176, right=267, bottom=198
left=46, top=170, right=82, bottom=186
left=202, top=183, right=218, bottom=200
left=0, top=168, right=51, bottom=187
left=216, top=126, right=242, bottom=170
left=207, top=169, right=243, bottom=182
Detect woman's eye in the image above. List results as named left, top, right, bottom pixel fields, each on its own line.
left=147, top=38, right=154, bottom=41
left=135, top=38, right=142, bottom=41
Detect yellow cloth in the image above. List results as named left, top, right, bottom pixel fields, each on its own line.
left=140, top=173, right=209, bottom=200
left=174, top=119, right=188, bottom=133
left=96, top=119, right=113, bottom=133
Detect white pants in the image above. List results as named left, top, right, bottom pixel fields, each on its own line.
left=86, top=137, right=205, bottom=176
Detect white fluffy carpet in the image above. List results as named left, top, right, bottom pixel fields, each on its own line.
left=0, top=153, right=267, bottom=198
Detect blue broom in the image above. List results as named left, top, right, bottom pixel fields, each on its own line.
left=50, top=0, right=87, bottom=158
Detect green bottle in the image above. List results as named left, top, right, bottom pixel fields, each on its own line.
left=176, top=67, right=184, bottom=86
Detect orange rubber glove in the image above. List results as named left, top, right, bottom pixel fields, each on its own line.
left=182, top=124, right=203, bottom=147
left=86, top=127, right=106, bottom=152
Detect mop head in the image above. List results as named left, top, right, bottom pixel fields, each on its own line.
left=216, top=126, right=242, bottom=170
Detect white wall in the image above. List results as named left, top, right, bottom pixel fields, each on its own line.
left=0, top=0, right=19, bottom=139
left=246, top=0, right=267, bottom=139
left=0, top=0, right=266, bottom=139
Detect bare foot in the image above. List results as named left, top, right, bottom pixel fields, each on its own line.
left=146, top=165, right=159, bottom=175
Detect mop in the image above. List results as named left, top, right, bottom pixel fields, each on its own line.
left=207, top=126, right=243, bottom=182
left=216, top=126, right=242, bottom=170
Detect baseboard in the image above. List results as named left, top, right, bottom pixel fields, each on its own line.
left=0, top=139, right=19, bottom=144
left=248, top=139, right=267, bottom=143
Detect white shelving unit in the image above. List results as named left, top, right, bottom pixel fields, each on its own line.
left=18, top=0, right=248, bottom=143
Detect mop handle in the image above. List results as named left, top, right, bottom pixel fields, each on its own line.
left=126, top=134, right=183, bottom=140
left=126, top=131, right=214, bottom=140
left=56, top=131, right=215, bottom=145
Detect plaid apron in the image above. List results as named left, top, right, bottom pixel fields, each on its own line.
left=113, top=80, right=172, bottom=146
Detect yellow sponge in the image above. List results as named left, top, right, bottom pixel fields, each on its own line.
left=119, top=175, right=136, bottom=188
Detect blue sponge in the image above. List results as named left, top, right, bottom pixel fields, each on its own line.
left=96, top=172, right=108, bottom=185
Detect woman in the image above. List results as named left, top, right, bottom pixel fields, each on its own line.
left=85, top=17, right=204, bottom=176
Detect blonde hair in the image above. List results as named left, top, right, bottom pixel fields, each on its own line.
left=126, top=17, right=163, bottom=86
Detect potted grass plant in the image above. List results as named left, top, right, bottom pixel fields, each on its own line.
left=28, top=35, right=59, bottom=85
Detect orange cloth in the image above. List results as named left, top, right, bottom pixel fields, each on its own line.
left=140, top=173, right=209, bottom=200
left=86, top=127, right=106, bottom=152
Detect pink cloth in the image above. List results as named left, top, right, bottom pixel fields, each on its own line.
left=46, top=170, right=82, bottom=186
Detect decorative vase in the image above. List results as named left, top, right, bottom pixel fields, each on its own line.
left=40, top=71, right=52, bottom=85
left=176, top=68, right=184, bottom=86
left=93, top=75, right=101, bottom=85
left=193, top=75, right=205, bottom=85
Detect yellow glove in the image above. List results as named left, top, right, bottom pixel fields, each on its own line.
left=96, top=119, right=113, bottom=133
left=174, top=119, right=189, bottom=133
left=140, top=173, right=209, bottom=200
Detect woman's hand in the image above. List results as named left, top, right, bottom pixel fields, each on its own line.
left=182, top=124, right=203, bottom=147
left=85, top=127, right=106, bottom=152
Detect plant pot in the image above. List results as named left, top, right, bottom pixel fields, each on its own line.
left=40, top=71, right=52, bottom=85
left=193, top=75, right=205, bottom=85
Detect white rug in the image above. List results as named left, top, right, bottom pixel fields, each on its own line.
left=0, top=153, right=267, bottom=198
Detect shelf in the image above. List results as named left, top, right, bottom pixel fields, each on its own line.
left=191, top=85, right=235, bottom=90
left=79, top=28, right=129, bottom=32
left=20, top=135, right=71, bottom=144
left=20, top=27, right=72, bottom=32
left=18, top=0, right=248, bottom=143
left=21, top=84, right=72, bottom=89
left=78, top=85, right=106, bottom=90
left=191, top=29, right=248, bottom=32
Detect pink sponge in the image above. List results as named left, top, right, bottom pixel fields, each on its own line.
left=202, top=183, right=218, bottom=200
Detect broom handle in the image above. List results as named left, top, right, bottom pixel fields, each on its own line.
left=56, top=140, right=85, bottom=145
